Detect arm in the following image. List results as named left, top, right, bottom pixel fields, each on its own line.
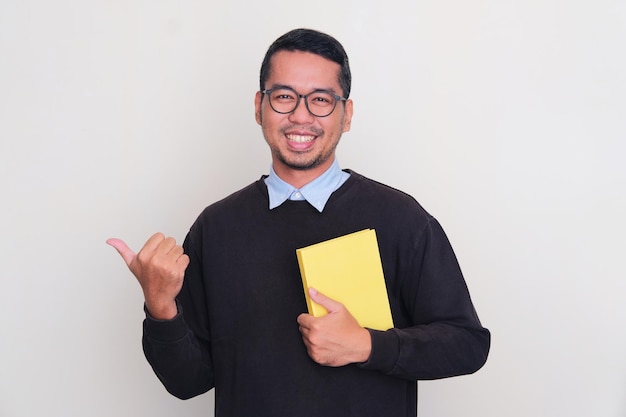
left=297, top=219, right=490, bottom=380
left=107, top=232, right=214, bottom=399
left=141, top=300, right=214, bottom=399
left=360, top=218, right=490, bottom=380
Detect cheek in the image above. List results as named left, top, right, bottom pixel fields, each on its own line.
left=261, top=110, right=289, bottom=131
left=330, top=115, right=349, bottom=134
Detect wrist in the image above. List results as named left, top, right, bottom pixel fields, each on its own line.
left=352, top=328, right=373, bottom=363
left=145, top=299, right=178, bottom=320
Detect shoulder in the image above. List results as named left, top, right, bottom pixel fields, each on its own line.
left=192, top=177, right=268, bottom=226
left=341, top=171, right=456, bottom=256
left=343, top=170, right=431, bottom=217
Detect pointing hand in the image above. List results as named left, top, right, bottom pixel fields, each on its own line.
left=107, top=233, right=189, bottom=320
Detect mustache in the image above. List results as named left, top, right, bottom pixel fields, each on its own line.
left=279, top=125, right=324, bottom=136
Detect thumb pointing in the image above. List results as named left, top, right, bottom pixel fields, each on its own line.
left=106, top=238, right=136, bottom=267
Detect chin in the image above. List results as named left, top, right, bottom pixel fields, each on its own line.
left=285, top=161, right=321, bottom=171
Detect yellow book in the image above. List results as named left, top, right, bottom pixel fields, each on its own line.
left=296, top=229, right=394, bottom=331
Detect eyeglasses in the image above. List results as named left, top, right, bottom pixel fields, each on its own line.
left=262, top=87, right=347, bottom=118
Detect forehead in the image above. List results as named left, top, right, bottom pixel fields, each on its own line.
left=266, top=50, right=342, bottom=92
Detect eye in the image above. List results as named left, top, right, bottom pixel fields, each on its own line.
left=309, top=92, right=335, bottom=106
left=271, top=89, right=297, bottom=102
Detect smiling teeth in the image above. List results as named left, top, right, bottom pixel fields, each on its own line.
left=287, top=134, right=315, bottom=143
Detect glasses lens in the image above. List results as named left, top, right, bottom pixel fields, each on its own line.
left=306, top=91, right=337, bottom=117
left=268, top=88, right=298, bottom=114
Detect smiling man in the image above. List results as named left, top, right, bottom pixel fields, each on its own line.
left=255, top=49, right=353, bottom=187
left=108, top=28, right=490, bottom=417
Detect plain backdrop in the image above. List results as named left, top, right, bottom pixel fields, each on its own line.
left=1, top=1, right=625, bottom=416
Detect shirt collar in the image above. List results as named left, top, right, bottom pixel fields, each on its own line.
left=264, top=159, right=350, bottom=212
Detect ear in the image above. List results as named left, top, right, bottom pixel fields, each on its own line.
left=342, top=99, right=354, bottom=133
left=254, top=91, right=263, bottom=125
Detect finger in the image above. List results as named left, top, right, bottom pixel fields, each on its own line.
left=161, top=236, right=179, bottom=252
left=297, top=313, right=313, bottom=328
left=308, top=288, right=343, bottom=314
left=176, top=254, right=190, bottom=271
left=167, top=242, right=185, bottom=258
left=106, top=238, right=136, bottom=266
left=143, top=232, right=167, bottom=253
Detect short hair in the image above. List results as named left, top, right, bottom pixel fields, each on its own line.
left=259, top=28, right=352, bottom=98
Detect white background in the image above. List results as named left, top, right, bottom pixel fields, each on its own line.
left=1, top=1, right=625, bottom=416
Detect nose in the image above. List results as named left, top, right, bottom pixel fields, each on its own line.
left=288, top=97, right=315, bottom=124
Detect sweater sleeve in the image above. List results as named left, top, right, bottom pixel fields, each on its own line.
left=358, top=218, right=490, bottom=380
left=141, top=228, right=215, bottom=399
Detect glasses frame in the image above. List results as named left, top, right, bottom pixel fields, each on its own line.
left=261, top=87, right=347, bottom=118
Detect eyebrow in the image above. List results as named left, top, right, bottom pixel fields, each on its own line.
left=267, top=83, right=339, bottom=95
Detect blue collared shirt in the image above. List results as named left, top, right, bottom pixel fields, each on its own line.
left=264, top=159, right=350, bottom=212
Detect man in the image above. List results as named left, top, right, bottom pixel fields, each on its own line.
left=107, top=28, right=490, bottom=417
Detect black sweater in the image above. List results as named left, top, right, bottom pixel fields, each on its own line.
left=143, top=170, right=490, bottom=417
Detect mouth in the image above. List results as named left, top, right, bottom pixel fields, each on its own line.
left=286, top=134, right=316, bottom=143
left=280, top=125, right=323, bottom=151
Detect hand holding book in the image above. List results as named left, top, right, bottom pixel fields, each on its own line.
left=297, top=287, right=372, bottom=366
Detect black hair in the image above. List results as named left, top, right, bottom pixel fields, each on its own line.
left=259, top=28, right=351, bottom=98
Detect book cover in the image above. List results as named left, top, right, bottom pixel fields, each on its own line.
left=296, top=229, right=394, bottom=331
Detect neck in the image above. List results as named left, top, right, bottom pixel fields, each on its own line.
left=272, top=159, right=335, bottom=189
left=273, top=168, right=322, bottom=189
